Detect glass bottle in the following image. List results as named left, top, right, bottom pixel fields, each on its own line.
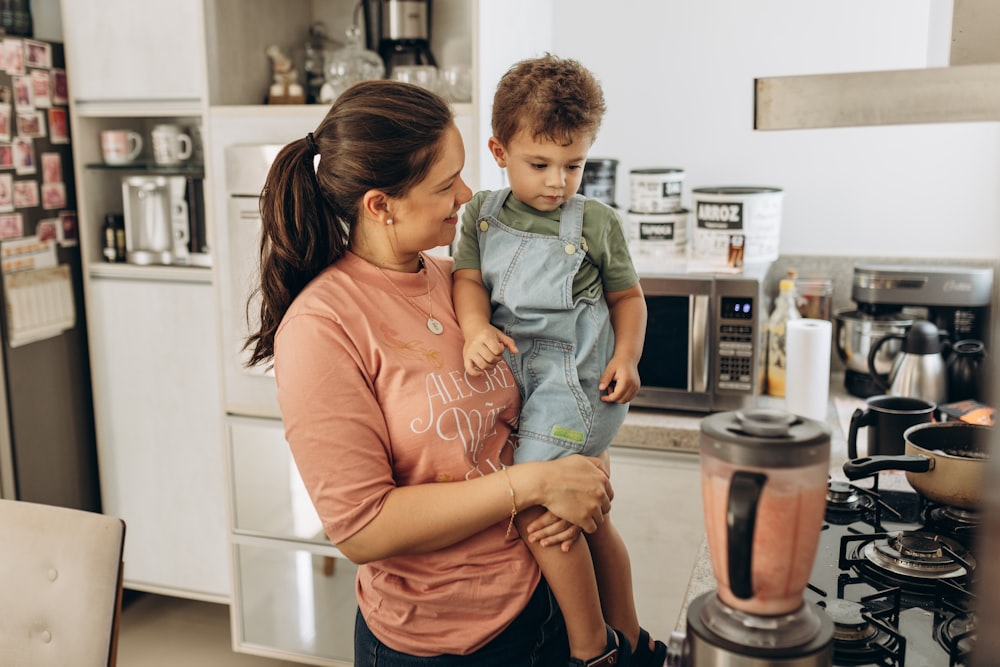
left=302, top=21, right=339, bottom=105
left=766, top=271, right=801, bottom=397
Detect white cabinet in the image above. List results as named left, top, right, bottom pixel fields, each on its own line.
left=86, top=276, right=228, bottom=599
left=60, top=0, right=206, bottom=102
left=227, top=416, right=356, bottom=665
left=609, top=447, right=704, bottom=640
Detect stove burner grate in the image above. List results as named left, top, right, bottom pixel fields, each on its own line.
left=934, top=579, right=977, bottom=666
left=819, top=587, right=905, bottom=665
left=826, top=481, right=877, bottom=524
left=841, top=532, right=975, bottom=596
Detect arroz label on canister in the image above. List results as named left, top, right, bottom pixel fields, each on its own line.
left=629, top=168, right=685, bottom=213
left=691, top=186, right=783, bottom=267
left=627, top=209, right=688, bottom=264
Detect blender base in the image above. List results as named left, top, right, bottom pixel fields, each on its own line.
left=684, top=592, right=833, bottom=666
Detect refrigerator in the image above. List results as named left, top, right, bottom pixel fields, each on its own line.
left=0, top=38, right=101, bottom=511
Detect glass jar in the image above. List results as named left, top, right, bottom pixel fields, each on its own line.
left=319, top=25, right=385, bottom=104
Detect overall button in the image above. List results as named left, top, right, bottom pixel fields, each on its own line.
left=478, top=221, right=489, bottom=232
left=564, top=243, right=576, bottom=254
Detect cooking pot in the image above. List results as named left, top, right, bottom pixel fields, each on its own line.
left=834, top=309, right=912, bottom=377
left=842, top=421, right=992, bottom=509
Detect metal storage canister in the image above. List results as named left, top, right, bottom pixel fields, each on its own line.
left=626, top=209, right=688, bottom=268
left=578, top=158, right=619, bottom=207
left=629, top=168, right=685, bottom=213
left=691, top=186, right=783, bottom=267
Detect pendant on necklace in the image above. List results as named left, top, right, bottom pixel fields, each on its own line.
left=427, top=317, right=444, bottom=335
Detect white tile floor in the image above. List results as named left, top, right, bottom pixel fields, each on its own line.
left=117, top=592, right=302, bottom=666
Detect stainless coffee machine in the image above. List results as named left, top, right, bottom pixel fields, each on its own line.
left=835, top=263, right=993, bottom=398
left=362, top=0, right=436, bottom=76
left=122, top=175, right=209, bottom=267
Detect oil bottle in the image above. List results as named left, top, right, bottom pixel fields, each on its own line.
left=766, top=270, right=801, bottom=397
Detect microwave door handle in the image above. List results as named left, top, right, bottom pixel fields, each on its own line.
left=690, top=294, right=709, bottom=392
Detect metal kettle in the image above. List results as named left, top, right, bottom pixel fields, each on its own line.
left=867, top=319, right=948, bottom=404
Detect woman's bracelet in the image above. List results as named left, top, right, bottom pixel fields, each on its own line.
left=501, top=466, right=517, bottom=539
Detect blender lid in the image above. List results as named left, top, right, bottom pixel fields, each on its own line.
left=700, top=408, right=830, bottom=468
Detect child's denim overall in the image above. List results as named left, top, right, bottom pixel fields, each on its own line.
left=476, top=188, right=627, bottom=463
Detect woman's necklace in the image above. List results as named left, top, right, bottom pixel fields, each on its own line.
left=373, top=254, right=444, bottom=335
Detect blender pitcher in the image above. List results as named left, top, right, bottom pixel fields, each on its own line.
left=682, top=409, right=834, bottom=665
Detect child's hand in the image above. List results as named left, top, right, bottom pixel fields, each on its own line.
left=599, top=356, right=640, bottom=403
left=525, top=509, right=583, bottom=552
left=463, top=325, right=518, bottom=376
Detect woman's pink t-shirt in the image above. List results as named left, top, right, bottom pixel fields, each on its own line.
left=274, top=252, right=538, bottom=656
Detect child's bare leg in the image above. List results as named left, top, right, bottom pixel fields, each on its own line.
left=587, top=516, right=646, bottom=651
left=515, top=505, right=608, bottom=660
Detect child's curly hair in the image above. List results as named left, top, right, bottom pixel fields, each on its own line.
left=491, top=53, right=606, bottom=148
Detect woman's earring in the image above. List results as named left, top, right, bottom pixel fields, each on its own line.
left=386, top=218, right=394, bottom=226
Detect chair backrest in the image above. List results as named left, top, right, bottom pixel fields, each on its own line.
left=0, top=499, right=126, bottom=667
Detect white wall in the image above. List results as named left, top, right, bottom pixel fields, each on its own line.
left=540, top=0, right=999, bottom=260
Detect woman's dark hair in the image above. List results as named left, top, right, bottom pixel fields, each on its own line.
left=244, top=80, right=453, bottom=366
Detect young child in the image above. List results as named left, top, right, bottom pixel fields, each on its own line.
left=452, top=54, right=663, bottom=667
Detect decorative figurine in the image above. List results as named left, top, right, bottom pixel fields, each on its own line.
left=265, top=44, right=305, bottom=104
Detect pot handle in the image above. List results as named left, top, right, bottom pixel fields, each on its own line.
left=868, top=332, right=904, bottom=392
left=843, top=454, right=932, bottom=480
left=727, top=471, right=767, bottom=600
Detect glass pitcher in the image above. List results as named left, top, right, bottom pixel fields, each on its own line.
left=700, top=409, right=830, bottom=617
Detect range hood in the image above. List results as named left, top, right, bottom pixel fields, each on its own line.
left=754, top=0, right=1000, bottom=129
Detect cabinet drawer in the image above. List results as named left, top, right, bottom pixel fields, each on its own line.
left=228, top=416, right=327, bottom=545
left=232, top=539, right=357, bottom=665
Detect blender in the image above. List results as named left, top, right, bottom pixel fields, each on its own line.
left=669, top=409, right=834, bottom=666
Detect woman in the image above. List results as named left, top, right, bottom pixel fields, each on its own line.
left=245, top=80, right=615, bottom=664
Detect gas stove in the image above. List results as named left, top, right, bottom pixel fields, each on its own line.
left=807, top=479, right=979, bottom=666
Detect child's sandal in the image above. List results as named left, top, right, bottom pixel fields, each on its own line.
left=630, top=627, right=667, bottom=667
left=568, top=624, right=632, bottom=667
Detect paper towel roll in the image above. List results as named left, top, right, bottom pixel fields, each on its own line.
left=785, top=318, right=832, bottom=421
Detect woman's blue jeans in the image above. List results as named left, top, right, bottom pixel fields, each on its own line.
left=353, top=580, right=568, bottom=666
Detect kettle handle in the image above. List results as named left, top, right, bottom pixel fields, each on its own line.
left=727, top=471, right=767, bottom=600
left=867, top=332, right=904, bottom=392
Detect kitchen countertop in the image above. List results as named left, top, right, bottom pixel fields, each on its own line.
left=609, top=372, right=925, bottom=632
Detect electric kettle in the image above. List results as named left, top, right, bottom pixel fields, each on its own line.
left=867, top=319, right=948, bottom=405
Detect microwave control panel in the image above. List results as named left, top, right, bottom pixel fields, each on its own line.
left=716, top=295, right=756, bottom=391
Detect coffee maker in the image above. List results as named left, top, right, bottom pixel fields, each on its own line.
left=851, top=262, right=993, bottom=341
left=666, top=410, right=835, bottom=666
left=362, top=0, right=436, bottom=77
left=835, top=262, right=993, bottom=398
left=121, top=175, right=191, bottom=266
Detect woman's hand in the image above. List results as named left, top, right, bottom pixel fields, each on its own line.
left=517, top=454, right=612, bottom=534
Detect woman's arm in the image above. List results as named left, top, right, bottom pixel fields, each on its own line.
left=337, top=455, right=613, bottom=563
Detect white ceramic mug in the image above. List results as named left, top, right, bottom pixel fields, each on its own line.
left=151, top=124, right=193, bottom=165
left=100, top=130, right=143, bottom=165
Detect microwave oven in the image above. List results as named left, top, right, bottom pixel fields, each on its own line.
left=633, top=269, right=767, bottom=412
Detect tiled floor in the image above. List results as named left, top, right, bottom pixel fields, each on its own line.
left=117, top=592, right=302, bottom=666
